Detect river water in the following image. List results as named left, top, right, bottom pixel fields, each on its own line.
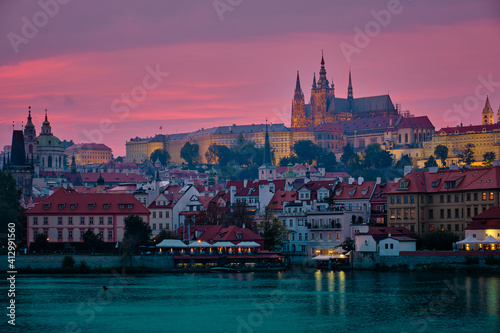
left=6, top=269, right=499, bottom=333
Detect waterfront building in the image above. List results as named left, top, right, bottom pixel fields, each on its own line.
left=354, top=226, right=416, bottom=255
left=148, top=184, right=200, bottom=234
left=65, top=143, right=112, bottom=166
left=386, top=166, right=500, bottom=236
left=25, top=188, right=150, bottom=246
left=464, top=206, right=500, bottom=242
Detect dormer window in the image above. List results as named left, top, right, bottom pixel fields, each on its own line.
left=70, top=204, right=77, bottom=209
left=398, top=179, right=410, bottom=190
left=127, top=204, right=133, bottom=209
left=43, top=204, right=51, bottom=209
left=88, top=204, right=95, bottom=209
left=237, top=233, right=242, bottom=239
left=103, top=204, right=110, bottom=209
left=431, top=179, right=441, bottom=187
left=119, top=204, right=125, bottom=209
left=58, top=204, right=65, bottom=209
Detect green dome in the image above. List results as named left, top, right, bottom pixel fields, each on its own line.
left=36, top=134, right=63, bottom=148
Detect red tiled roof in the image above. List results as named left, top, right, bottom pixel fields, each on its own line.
left=437, top=123, right=500, bottom=135
left=314, top=123, right=344, bottom=132
left=471, top=206, right=500, bottom=220
left=267, top=191, right=298, bottom=210
left=81, top=172, right=148, bottom=183
left=177, top=225, right=264, bottom=244
left=387, top=167, right=500, bottom=194
left=26, top=188, right=149, bottom=215
left=334, top=181, right=376, bottom=200
left=66, top=143, right=111, bottom=150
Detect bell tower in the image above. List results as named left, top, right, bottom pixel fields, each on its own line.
left=291, top=71, right=307, bottom=127
left=482, top=96, right=494, bottom=125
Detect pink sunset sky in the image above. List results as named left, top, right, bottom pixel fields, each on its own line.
left=1, top=0, right=500, bottom=157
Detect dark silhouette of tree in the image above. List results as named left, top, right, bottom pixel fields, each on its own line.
left=323, top=151, right=338, bottom=172
left=341, top=237, right=355, bottom=252
left=180, top=142, right=200, bottom=168
left=419, top=230, right=459, bottom=251
left=434, top=145, right=448, bottom=167
left=395, top=154, right=412, bottom=169
left=30, top=233, right=49, bottom=253
left=483, top=151, right=496, bottom=167
left=260, top=210, right=288, bottom=251
left=279, top=156, right=299, bottom=166
left=83, top=229, right=103, bottom=253
left=362, top=143, right=393, bottom=169
left=458, top=148, right=475, bottom=165
left=340, top=143, right=360, bottom=167
left=230, top=201, right=256, bottom=231
left=292, top=140, right=323, bottom=165
left=122, top=215, right=152, bottom=254
left=153, top=229, right=180, bottom=244
left=425, top=155, right=438, bottom=168
left=150, top=149, right=170, bottom=166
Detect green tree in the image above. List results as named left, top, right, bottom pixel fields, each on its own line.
left=340, top=143, right=360, bottom=167
left=204, top=144, right=218, bottom=165
left=363, top=143, right=393, bottom=169
left=150, top=149, right=170, bottom=166
left=483, top=151, right=496, bottom=167
left=180, top=142, right=200, bottom=167
left=395, top=154, right=412, bottom=169
left=260, top=210, right=289, bottom=251
left=217, top=145, right=234, bottom=167
left=279, top=156, right=299, bottom=167
left=419, top=230, right=459, bottom=251
left=233, top=135, right=256, bottom=166
left=123, top=215, right=152, bottom=253
left=293, top=140, right=323, bottom=165
left=238, top=165, right=259, bottom=180
left=83, top=229, right=102, bottom=253
left=458, top=148, right=475, bottom=165
left=424, top=155, right=438, bottom=168
left=341, top=237, right=355, bottom=252
left=434, top=145, right=449, bottom=167
left=153, top=229, right=180, bottom=244
left=323, top=152, right=338, bottom=172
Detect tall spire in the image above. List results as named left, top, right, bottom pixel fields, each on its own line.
left=348, top=69, right=353, bottom=100
left=295, top=71, right=301, bottom=92
left=312, top=73, right=317, bottom=89
left=263, top=119, right=272, bottom=166
left=44, top=108, right=48, bottom=122
left=482, top=96, right=494, bottom=125
left=316, top=51, right=329, bottom=89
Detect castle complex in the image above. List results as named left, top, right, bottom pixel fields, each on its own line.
left=291, top=54, right=398, bottom=127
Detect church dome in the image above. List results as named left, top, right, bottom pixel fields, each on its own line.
left=36, top=134, right=63, bottom=148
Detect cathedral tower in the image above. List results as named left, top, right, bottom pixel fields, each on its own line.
left=291, top=71, right=307, bottom=127
left=310, top=53, right=335, bottom=126
left=482, top=96, right=494, bottom=125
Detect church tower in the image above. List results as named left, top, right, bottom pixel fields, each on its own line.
left=258, top=120, right=277, bottom=181
left=482, top=96, right=494, bottom=125
left=347, top=69, right=353, bottom=101
left=24, top=106, right=37, bottom=156
left=310, top=53, right=335, bottom=126
left=291, top=71, right=307, bottom=127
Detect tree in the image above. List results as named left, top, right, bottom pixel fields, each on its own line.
left=323, top=152, right=338, bottom=172
left=458, top=148, right=475, bottom=165
left=483, top=151, right=496, bottom=167
left=217, top=145, right=234, bottom=167
left=30, top=233, right=49, bottom=253
left=363, top=143, right=393, bottom=169
left=153, top=229, right=180, bottom=244
left=340, top=143, right=360, bottom=167
left=260, top=211, right=289, bottom=251
left=230, top=201, right=256, bottom=231
left=233, top=135, right=256, bottom=166
left=341, top=237, right=355, bottom=252
left=434, top=145, right=449, bottom=167
left=424, top=155, right=438, bottom=168
left=150, top=149, right=170, bottom=166
left=293, top=140, right=323, bottom=165
left=180, top=142, right=200, bottom=167
left=279, top=156, right=299, bottom=167
left=122, top=215, right=152, bottom=254
left=419, top=230, right=459, bottom=251
left=83, top=229, right=102, bottom=253
left=395, top=154, right=412, bottom=169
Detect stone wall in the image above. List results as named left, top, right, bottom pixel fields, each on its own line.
left=1, top=254, right=174, bottom=271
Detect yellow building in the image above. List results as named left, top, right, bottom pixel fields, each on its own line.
left=423, top=124, right=500, bottom=164
left=66, top=143, right=112, bottom=166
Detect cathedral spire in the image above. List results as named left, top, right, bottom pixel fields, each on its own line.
left=348, top=69, right=353, bottom=100
left=295, top=71, right=301, bottom=92
left=317, top=52, right=329, bottom=89
left=312, top=73, right=317, bottom=89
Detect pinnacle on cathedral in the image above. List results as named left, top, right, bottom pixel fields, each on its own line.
left=316, top=52, right=330, bottom=89
left=295, top=71, right=301, bottom=92
left=348, top=69, right=353, bottom=101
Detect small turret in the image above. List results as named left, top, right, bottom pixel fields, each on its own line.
left=482, top=96, right=494, bottom=125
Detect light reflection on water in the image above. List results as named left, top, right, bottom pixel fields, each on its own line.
left=7, top=270, right=500, bottom=333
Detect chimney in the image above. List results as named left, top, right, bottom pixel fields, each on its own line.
left=358, top=177, right=364, bottom=185
left=230, top=186, right=236, bottom=205
left=450, top=164, right=459, bottom=170
left=243, top=179, right=248, bottom=188
left=376, top=177, right=381, bottom=185
left=429, top=167, right=438, bottom=174
left=404, top=165, right=413, bottom=176
left=348, top=177, right=355, bottom=185
left=388, top=233, right=392, bottom=238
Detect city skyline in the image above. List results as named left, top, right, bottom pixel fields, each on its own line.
left=1, top=0, right=500, bottom=156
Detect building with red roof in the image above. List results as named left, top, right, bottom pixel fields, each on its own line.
left=465, top=206, right=500, bottom=241
left=355, top=226, right=416, bottom=255
left=177, top=225, right=264, bottom=249
left=26, top=188, right=150, bottom=247
left=387, top=166, right=500, bottom=236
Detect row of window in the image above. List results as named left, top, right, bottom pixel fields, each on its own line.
left=33, top=229, right=113, bottom=240
left=33, top=216, right=114, bottom=225
left=151, top=223, right=170, bottom=230
left=152, top=211, right=170, bottom=218
left=390, top=192, right=495, bottom=204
